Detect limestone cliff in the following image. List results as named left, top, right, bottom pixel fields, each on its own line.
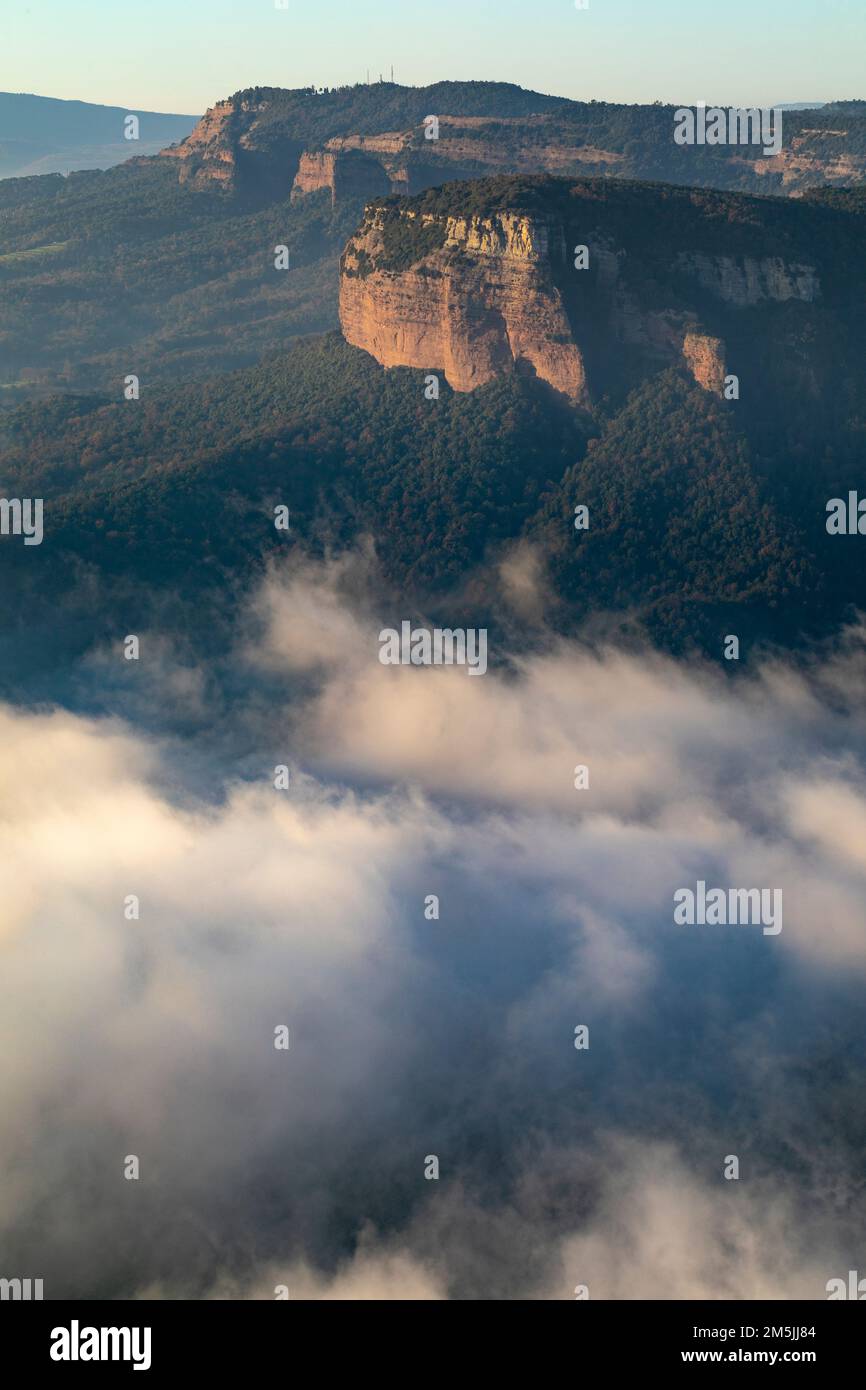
left=159, top=86, right=866, bottom=204
left=675, top=252, right=820, bottom=305
left=291, top=149, right=392, bottom=206
left=289, top=118, right=627, bottom=207
left=340, top=208, right=589, bottom=402
left=161, top=99, right=241, bottom=189
left=160, top=94, right=303, bottom=197
left=339, top=178, right=827, bottom=403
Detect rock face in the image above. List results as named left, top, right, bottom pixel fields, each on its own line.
left=289, top=119, right=628, bottom=207
left=676, top=252, right=820, bottom=305
left=291, top=149, right=392, bottom=206
left=682, top=332, right=727, bottom=393
left=160, top=95, right=304, bottom=197
left=339, top=178, right=826, bottom=403
left=161, top=103, right=634, bottom=205
left=750, top=129, right=866, bottom=193
left=340, top=209, right=589, bottom=402
left=161, top=99, right=240, bottom=188
left=291, top=151, right=337, bottom=198
left=159, top=86, right=866, bottom=204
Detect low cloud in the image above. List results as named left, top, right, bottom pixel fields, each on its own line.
left=1, top=561, right=865, bottom=1298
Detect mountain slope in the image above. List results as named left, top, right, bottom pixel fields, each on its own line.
left=165, top=83, right=866, bottom=201
left=1, top=170, right=864, bottom=672
left=0, top=321, right=862, bottom=677
left=339, top=175, right=866, bottom=412
left=1, top=83, right=864, bottom=404
left=0, top=162, right=355, bottom=399
left=0, top=92, right=198, bottom=179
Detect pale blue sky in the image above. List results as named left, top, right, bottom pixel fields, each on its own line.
left=2, top=0, right=862, bottom=115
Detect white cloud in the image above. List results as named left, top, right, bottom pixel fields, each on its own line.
left=1, top=565, right=865, bottom=1296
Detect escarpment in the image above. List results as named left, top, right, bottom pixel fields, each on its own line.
left=159, top=85, right=866, bottom=204
left=338, top=176, right=841, bottom=404
left=751, top=129, right=866, bottom=193
left=340, top=208, right=590, bottom=402
left=291, top=149, right=393, bottom=205
left=161, top=99, right=241, bottom=188
left=160, top=95, right=304, bottom=196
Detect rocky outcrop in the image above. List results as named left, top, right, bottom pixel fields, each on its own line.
left=160, top=94, right=303, bottom=197
left=160, top=87, right=866, bottom=203
left=339, top=180, right=830, bottom=402
left=291, top=151, right=337, bottom=198
left=748, top=129, right=866, bottom=193
left=340, top=208, right=589, bottom=402
left=161, top=99, right=240, bottom=189
left=682, top=332, right=727, bottom=392
left=676, top=252, right=820, bottom=305
left=288, top=118, right=628, bottom=207
left=291, top=149, right=392, bottom=206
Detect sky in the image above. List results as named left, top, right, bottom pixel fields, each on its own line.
left=2, top=0, right=863, bottom=115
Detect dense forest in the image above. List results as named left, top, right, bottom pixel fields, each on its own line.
left=1, top=104, right=864, bottom=679
left=1, top=322, right=864, bottom=687
left=226, top=82, right=866, bottom=167
left=0, top=163, right=358, bottom=398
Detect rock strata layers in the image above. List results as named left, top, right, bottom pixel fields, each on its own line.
left=340, top=209, right=589, bottom=402
left=339, top=184, right=824, bottom=402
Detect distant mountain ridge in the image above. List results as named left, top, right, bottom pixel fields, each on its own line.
left=161, top=82, right=866, bottom=201
left=0, top=92, right=199, bottom=179
left=0, top=82, right=863, bottom=404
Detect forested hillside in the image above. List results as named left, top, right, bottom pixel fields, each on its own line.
left=1, top=327, right=863, bottom=686
left=2, top=81, right=865, bottom=403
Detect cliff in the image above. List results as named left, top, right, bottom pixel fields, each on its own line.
left=159, top=84, right=866, bottom=204
left=340, top=208, right=589, bottom=402
left=339, top=176, right=834, bottom=403
left=160, top=94, right=303, bottom=196
left=291, top=148, right=392, bottom=205
left=161, top=98, right=246, bottom=189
